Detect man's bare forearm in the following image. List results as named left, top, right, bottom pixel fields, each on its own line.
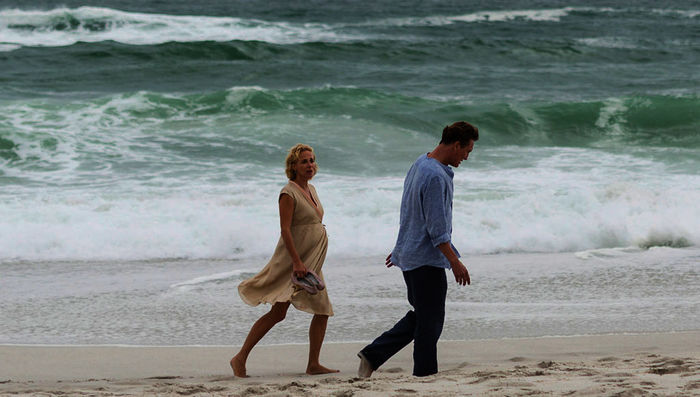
left=437, top=242, right=459, bottom=266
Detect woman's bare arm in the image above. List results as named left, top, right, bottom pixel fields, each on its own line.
left=279, top=193, right=307, bottom=277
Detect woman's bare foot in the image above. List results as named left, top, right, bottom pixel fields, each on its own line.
left=230, top=355, right=249, bottom=378
left=306, top=364, right=340, bottom=375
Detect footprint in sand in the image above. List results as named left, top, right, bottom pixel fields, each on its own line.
left=648, top=357, right=693, bottom=375
left=604, top=372, right=635, bottom=378
left=577, top=369, right=601, bottom=377
left=565, top=385, right=608, bottom=396
left=613, top=387, right=654, bottom=396
left=277, top=380, right=315, bottom=391
left=537, top=360, right=555, bottom=368
left=684, top=379, right=700, bottom=391
left=149, top=383, right=221, bottom=396
left=491, top=380, right=535, bottom=388
left=239, top=385, right=271, bottom=396
left=468, top=370, right=509, bottom=384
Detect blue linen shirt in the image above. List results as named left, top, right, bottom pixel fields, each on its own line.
left=391, top=153, right=460, bottom=271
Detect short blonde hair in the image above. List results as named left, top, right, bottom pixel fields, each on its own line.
left=285, top=143, right=317, bottom=180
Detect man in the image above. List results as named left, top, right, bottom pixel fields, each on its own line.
left=357, top=121, right=478, bottom=377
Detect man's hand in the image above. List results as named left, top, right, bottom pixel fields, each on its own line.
left=437, top=242, right=471, bottom=286
left=385, top=253, right=395, bottom=268
left=450, top=260, right=470, bottom=286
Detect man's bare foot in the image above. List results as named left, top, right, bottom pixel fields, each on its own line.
left=306, top=364, right=340, bottom=375
left=230, top=355, right=249, bottom=378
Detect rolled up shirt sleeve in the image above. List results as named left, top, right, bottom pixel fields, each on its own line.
left=423, top=176, right=451, bottom=247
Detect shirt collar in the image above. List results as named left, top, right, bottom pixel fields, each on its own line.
left=424, top=153, right=454, bottom=178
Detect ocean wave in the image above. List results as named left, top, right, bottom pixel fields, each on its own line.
left=375, top=7, right=583, bottom=26
left=0, top=6, right=358, bottom=50
left=650, top=8, right=700, bottom=18
left=0, top=87, right=698, bottom=261
left=2, top=6, right=697, bottom=51
left=575, top=37, right=642, bottom=50
left=474, top=95, right=700, bottom=147
left=1, top=89, right=698, bottom=183
left=0, top=37, right=664, bottom=66
left=0, top=161, right=697, bottom=261
left=361, top=6, right=697, bottom=27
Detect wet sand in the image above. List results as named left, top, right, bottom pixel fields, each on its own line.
left=1, top=331, right=699, bottom=396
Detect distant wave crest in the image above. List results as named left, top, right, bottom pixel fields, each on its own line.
left=361, top=6, right=698, bottom=27
left=2, top=6, right=697, bottom=50
left=377, top=7, right=581, bottom=27
left=0, top=6, right=353, bottom=49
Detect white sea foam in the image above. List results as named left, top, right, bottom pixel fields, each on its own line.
left=0, top=6, right=357, bottom=48
left=574, top=247, right=643, bottom=259
left=449, top=148, right=700, bottom=255
left=364, top=6, right=698, bottom=28
left=0, top=187, right=281, bottom=261
left=373, top=7, right=605, bottom=27
left=1, top=6, right=693, bottom=50
left=1, top=5, right=577, bottom=51
left=170, top=269, right=252, bottom=289
left=449, top=8, right=572, bottom=23
left=577, top=37, right=641, bottom=49
left=1, top=147, right=697, bottom=262
left=651, top=9, right=700, bottom=18
left=595, top=97, right=629, bottom=136
left=0, top=43, right=21, bottom=52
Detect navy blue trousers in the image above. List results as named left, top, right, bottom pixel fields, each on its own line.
left=360, top=265, right=447, bottom=376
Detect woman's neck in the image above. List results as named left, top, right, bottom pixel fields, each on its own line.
left=292, top=179, right=309, bottom=189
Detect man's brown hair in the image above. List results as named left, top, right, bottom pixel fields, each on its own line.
left=440, top=121, right=479, bottom=146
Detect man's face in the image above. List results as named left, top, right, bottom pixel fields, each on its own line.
left=451, top=140, right=475, bottom=167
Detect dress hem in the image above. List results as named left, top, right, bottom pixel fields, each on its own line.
left=238, top=288, right=334, bottom=316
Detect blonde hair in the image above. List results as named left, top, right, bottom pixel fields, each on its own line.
left=285, top=143, right=317, bottom=180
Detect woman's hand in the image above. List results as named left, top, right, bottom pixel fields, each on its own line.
left=292, top=261, right=308, bottom=279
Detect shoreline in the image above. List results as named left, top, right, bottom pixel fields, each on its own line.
left=3, top=328, right=698, bottom=348
left=2, top=331, right=698, bottom=396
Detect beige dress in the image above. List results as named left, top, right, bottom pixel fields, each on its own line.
left=238, top=182, right=333, bottom=316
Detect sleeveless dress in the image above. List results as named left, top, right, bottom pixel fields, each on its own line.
left=238, top=182, right=333, bottom=316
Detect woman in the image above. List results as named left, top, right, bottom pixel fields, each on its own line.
left=231, top=143, right=337, bottom=377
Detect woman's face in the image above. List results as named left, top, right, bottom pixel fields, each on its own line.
left=294, top=150, right=316, bottom=181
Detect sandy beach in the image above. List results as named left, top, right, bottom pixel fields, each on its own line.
left=1, top=331, right=699, bottom=396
